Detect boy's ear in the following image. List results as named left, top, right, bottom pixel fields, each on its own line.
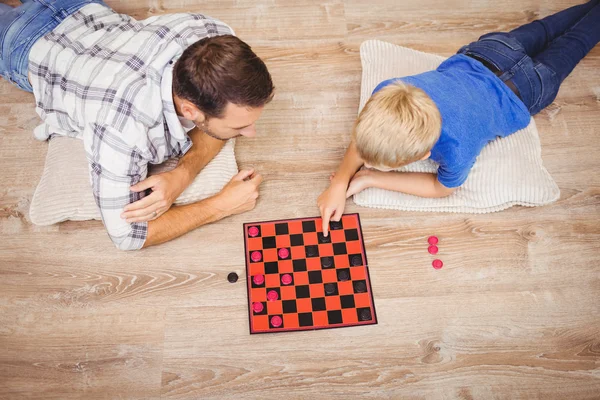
left=420, top=151, right=431, bottom=161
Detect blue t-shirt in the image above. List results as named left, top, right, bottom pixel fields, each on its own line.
left=373, top=54, right=531, bottom=188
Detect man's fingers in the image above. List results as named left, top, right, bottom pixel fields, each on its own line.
left=250, top=173, right=263, bottom=186
left=122, top=192, right=159, bottom=214
left=234, top=168, right=255, bottom=181
left=123, top=204, right=162, bottom=221
left=130, top=176, right=157, bottom=192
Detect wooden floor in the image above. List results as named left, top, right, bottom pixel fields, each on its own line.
left=1, top=0, right=599, bottom=398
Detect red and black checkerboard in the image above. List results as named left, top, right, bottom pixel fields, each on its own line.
left=243, top=213, right=377, bottom=334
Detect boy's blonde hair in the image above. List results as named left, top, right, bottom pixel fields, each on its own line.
left=353, top=82, right=442, bottom=169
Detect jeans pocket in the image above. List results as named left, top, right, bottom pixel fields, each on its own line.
left=478, top=33, right=524, bottom=52
left=533, top=62, right=560, bottom=112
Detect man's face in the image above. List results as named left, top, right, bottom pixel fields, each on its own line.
left=197, top=103, right=264, bottom=141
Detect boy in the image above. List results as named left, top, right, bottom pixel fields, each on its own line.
left=318, top=1, right=600, bottom=235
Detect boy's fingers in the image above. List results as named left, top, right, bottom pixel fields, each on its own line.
left=332, top=207, right=343, bottom=222
left=321, top=209, right=331, bottom=237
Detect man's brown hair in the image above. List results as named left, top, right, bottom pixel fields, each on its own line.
left=173, top=35, right=274, bottom=118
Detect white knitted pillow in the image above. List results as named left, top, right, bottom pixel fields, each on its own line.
left=352, top=40, right=560, bottom=213
left=29, top=136, right=238, bottom=225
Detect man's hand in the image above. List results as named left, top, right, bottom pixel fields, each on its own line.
left=121, top=168, right=188, bottom=223
left=214, top=168, right=263, bottom=216
left=317, top=179, right=348, bottom=237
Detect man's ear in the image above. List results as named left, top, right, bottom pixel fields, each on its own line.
left=180, top=99, right=204, bottom=122
left=420, top=151, right=431, bottom=161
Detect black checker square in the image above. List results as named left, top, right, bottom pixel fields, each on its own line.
left=282, top=300, right=297, bottom=314
left=305, top=245, right=319, bottom=258
left=308, top=270, right=323, bottom=284
left=264, top=262, right=279, bottom=274
left=357, top=307, right=372, bottom=321
left=253, top=301, right=267, bottom=315
left=324, top=282, right=339, bottom=296
left=311, top=297, right=326, bottom=311
left=340, top=295, right=356, bottom=309
left=298, top=312, right=314, bottom=327
left=353, top=280, right=367, bottom=293
left=275, top=223, right=289, bottom=235
left=295, top=285, right=310, bottom=298
left=290, top=234, right=304, bottom=246
left=302, top=220, right=316, bottom=232
left=278, top=247, right=291, bottom=260
left=344, top=229, right=359, bottom=242
left=266, top=287, right=281, bottom=299
left=293, top=259, right=307, bottom=272
left=262, top=236, right=277, bottom=249
left=320, top=256, right=334, bottom=269
left=317, top=232, right=331, bottom=244
left=251, top=278, right=265, bottom=289
left=248, top=225, right=261, bottom=237
left=337, top=268, right=350, bottom=282
left=327, top=310, right=343, bottom=324
left=249, top=250, right=262, bottom=263
left=280, top=273, right=294, bottom=286
left=333, top=243, right=347, bottom=255
left=269, top=314, right=284, bottom=329
left=349, top=253, right=363, bottom=267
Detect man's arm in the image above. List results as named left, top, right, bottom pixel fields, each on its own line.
left=121, top=127, right=225, bottom=222
left=346, top=170, right=457, bottom=198
left=143, top=169, right=262, bottom=248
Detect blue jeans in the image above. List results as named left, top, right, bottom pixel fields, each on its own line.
left=458, top=0, right=600, bottom=115
left=0, top=0, right=106, bottom=92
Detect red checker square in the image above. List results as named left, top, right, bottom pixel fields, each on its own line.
left=313, top=311, right=328, bottom=326
left=310, top=284, right=325, bottom=298
left=251, top=288, right=267, bottom=302
left=267, top=300, right=283, bottom=315
left=325, top=296, right=341, bottom=310
left=294, top=271, right=309, bottom=285
left=342, top=308, right=359, bottom=323
left=261, top=224, right=275, bottom=237
left=354, top=293, right=372, bottom=308
left=330, top=230, right=345, bottom=243
left=350, top=267, right=366, bottom=281
left=247, top=237, right=262, bottom=250
left=318, top=244, right=334, bottom=257
left=288, top=221, right=303, bottom=234
left=249, top=263, right=264, bottom=276
left=278, top=260, right=293, bottom=273
left=342, top=215, right=358, bottom=229
left=322, top=269, right=337, bottom=283
left=337, top=281, right=354, bottom=295
left=280, top=286, right=296, bottom=300
left=334, top=255, right=350, bottom=268
left=265, top=274, right=280, bottom=288
left=303, top=232, right=318, bottom=245
left=263, top=248, right=278, bottom=262
left=252, top=315, right=269, bottom=331
left=283, top=314, right=299, bottom=329
left=315, top=218, right=324, bottom=232
left=306, top=258, right=321, bottom=271
left=296, top=298, right=312, bottom=313
left=276, top=235, right=291, bottom=248
left=291, top=246, right=306, bottom=260
left=346, top=241, right=362, bottom=254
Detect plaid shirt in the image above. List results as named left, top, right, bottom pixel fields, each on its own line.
left=29, top=4, right=234, bottom=250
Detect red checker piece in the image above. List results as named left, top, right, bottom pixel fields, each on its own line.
left=278, top=248, right=290, bottom=259
left=428, top=236, right=439, bottom=245
left=248, top=226, right=259, bottom=237
left=270, top=315, right=283, bottom=328
left=428, top=245, right=439, bottom=255
left=253, top=274, right=265, bottom=285
left=251, top=251, right=262, bottom=262
left=281, top=273, right=293, bottom=285
left=432, top=259, right=443, bottom=269
left=252, top=302, right=264, bottom=313
left=267, top=290, right=279, bottom=301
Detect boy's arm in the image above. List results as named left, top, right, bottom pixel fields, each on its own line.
left=347, top=170, right=457, bottom=198
left=122, top=128, right=225, bottom=223
left=317, top=140, right=364, bottom=236
left=143, top=169, right=262, bottom=248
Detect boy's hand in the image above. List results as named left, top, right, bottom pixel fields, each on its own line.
left=346, top=169, right=373, bottom=198
left=318, top=180, right=348, bottom=237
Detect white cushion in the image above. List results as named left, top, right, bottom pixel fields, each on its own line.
left=29, top=136, right=237, bottom=225
left=353, top=40, right=560, bottom=213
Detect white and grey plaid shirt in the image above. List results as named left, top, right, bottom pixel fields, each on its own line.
left=29, top=4, right=234, bottom=250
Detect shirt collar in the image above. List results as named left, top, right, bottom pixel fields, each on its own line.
left=161, top=63, right=195, bottom=141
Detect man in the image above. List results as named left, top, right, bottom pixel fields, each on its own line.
left=0, top=0, right=274, bottom=250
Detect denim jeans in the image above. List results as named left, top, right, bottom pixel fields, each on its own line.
left=457, top=0, right=600, bottom=115
left=0, top=0, right=107, bottom=92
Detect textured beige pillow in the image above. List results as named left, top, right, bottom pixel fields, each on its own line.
left=29, top=136, right=238, bottom=225
left=352, top=40, right=560, bottom=213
